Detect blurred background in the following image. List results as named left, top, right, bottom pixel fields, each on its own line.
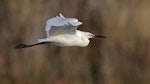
left=0, top=0, right=150, bottom=84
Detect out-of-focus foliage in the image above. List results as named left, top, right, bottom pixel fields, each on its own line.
left=0, top=0, right=150, bottom=84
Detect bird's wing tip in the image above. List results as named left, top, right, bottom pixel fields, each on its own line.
left=59, top=13, right=65, bottom=18
left=68, top=21, right=82, bottom=26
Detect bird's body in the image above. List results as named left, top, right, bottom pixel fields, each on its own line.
left=16, top=13, right=106, bottom=48
left=37, top=30, right=90, bottom=47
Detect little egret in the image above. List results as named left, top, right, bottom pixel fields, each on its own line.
left=16, top=13, right=106, bottom=48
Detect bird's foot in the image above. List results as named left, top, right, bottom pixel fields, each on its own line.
left=15, top=43, right=28, bottom=48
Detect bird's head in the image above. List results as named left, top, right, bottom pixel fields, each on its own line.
left=84, top=32, right=107, bottom=39
left=85, top=32, right=95, bottom=39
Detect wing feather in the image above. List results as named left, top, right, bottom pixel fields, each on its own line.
left=45, top=13, right=82, bottom=37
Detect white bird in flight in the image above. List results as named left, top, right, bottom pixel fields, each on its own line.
left=16, top=13, right=106, bottom=48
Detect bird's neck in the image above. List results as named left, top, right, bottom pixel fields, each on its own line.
left=80, top=37, right=89, bottom=47
left=76, top=30, right=90, bottom=47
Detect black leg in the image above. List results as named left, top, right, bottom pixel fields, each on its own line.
left=15, top=42, right=50, bottom=48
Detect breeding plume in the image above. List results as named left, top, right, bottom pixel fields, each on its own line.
left=16, top=13, right=106, bottom=48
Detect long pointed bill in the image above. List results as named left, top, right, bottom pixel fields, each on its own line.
left=94, top=35, right=107, bottom=38
left=15, top=42, right=50, bottom=48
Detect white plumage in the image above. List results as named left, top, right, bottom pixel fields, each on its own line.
left=16, top=13, right=106, bottom=48
left=45, top=13, right=82, bottom=37
left=38, top=13, right=89, bottom=47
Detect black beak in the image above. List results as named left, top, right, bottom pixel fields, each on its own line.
left=94, top=35, right=107, bottom=38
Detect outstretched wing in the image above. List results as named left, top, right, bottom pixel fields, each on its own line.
left=45, top=13, right=82, bottom=37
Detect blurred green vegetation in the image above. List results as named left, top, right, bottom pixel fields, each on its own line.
left=0, top=0, right=150, bottom=84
